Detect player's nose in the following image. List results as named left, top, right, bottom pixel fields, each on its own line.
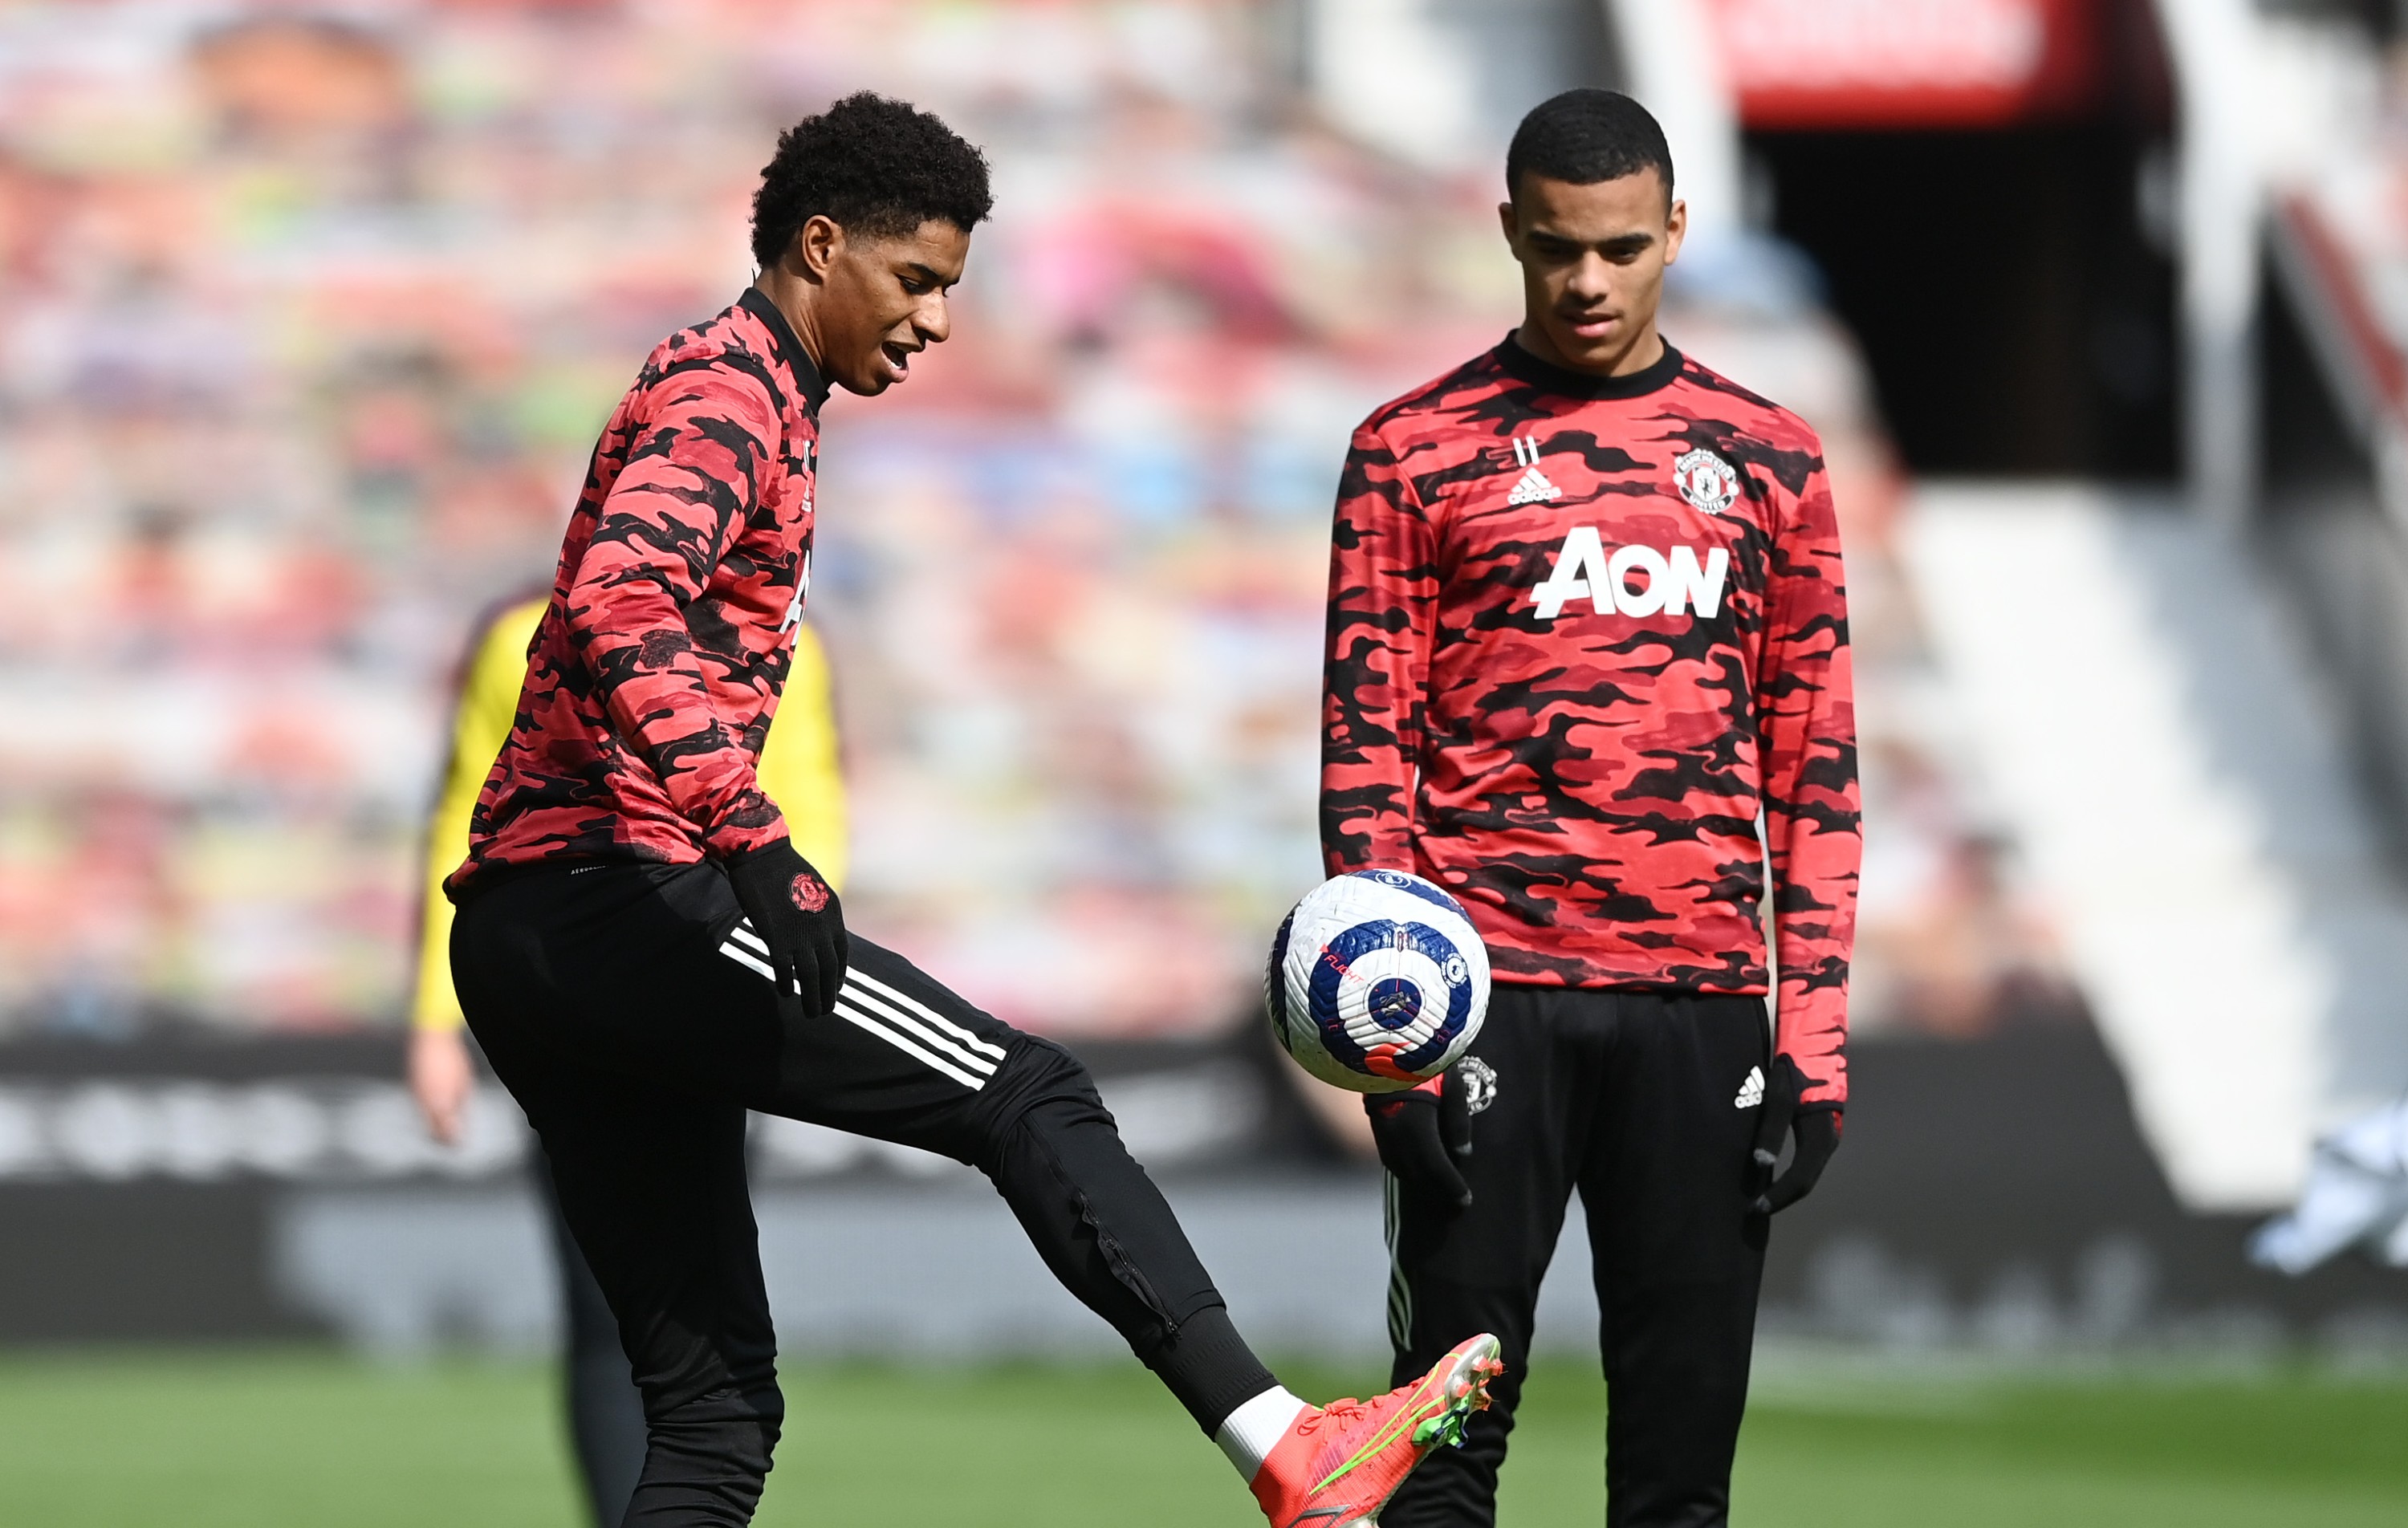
left=915, top=291, right=952, bottom=346
left=1568, top=250, right=1616, bottom=297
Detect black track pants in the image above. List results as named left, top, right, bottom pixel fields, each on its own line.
left=536, top=1171, right=647, bottom=1528
left=452, top=862, right=1272, bottom=1527
left=1381, top=987, right=1771, bottom=1528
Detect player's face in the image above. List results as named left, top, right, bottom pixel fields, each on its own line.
left=811, top=217, right=972, bottom=396
left=1499, top=169, right=1685, bottom=373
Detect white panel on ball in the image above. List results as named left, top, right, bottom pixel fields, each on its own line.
left=1265, top=870, right=1491, bottom=1094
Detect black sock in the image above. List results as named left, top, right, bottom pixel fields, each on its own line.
left=1143, top=1301, right=1279, bottom=1435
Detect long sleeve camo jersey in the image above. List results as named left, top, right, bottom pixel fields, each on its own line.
left=446, top=290, right=828, bottom=895
left=1320, top=337, right=1860, bottom=1105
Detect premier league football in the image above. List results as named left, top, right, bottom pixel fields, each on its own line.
left=1266, top=870, right=1491, bottom=1093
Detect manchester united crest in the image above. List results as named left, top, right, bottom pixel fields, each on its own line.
left=1671, top=449, right=1739, bottom=514
left=1458, top=1055, right=1499, bottom=1115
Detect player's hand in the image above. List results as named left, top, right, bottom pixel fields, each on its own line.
left=409, top=1026, right=474, bottom=1146
left=1747, top=1054, right=1841, bottom=1215
left=1365, top=1068, right=1474, bottom=1216
left=726, top=837, right=848, bottom=1019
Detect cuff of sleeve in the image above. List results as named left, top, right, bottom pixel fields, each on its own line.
left=703, top=788, right=789, bottom=860
left=720, top=835, right=799, bottom=869
left=1782, top=1056, right=1846, bottom=1111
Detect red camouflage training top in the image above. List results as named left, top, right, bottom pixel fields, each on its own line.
left=1320, top=336, right=1859, bottom=1104
left=446, top=290, right=825, bottom=895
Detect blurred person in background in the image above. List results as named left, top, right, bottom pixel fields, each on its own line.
left=441, top=92, right=1496, bottom=1526
left=409, top=591, right=848, bottom=1526
left=1323, top=90, right=1860, bottom=1528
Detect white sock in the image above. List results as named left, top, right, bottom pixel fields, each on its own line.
left=1214, top=1385, right=1309, bottom=1482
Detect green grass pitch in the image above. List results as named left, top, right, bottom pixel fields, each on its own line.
left=2, top=1348, right=2404, bottom=1525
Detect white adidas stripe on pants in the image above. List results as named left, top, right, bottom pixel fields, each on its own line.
left=717, top=922, right=1003, bottom=1092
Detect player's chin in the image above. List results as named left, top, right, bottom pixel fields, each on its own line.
left=835, top=356, right=901, bottom=396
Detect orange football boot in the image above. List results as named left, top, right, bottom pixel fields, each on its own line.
left=1251, top=1332, right=1503, bottom=1527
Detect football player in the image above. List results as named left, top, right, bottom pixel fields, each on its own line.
left=409, top=592, right=848, bottom=1526
left=439, top=91, right=1499, bottom=1526
left=1320, top=90, right=1860, bottom=1527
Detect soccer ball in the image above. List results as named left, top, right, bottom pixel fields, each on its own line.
left=1265, top=869, right=1490, bottom=1093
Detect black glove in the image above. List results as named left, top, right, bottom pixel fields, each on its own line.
left=1747, top=1053, right=1841, bottom=1216
left=1365, top=1068, right=1474, bottom=1216
left=724, top=838, right=848, bottom=1020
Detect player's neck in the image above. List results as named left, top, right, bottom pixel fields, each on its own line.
left=752, top=270, right=830, bottom=376
left=1512, top=314, right=1665, bottom=380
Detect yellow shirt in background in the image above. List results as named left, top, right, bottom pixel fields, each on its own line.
left=411, top=596, right=848, bottom=1030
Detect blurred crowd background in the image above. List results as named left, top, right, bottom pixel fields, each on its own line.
left=0, top=0, right=2060, bottom=1044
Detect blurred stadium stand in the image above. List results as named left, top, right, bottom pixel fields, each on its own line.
left=4, top=0, right=2408, bottom=1351
left=5, top=1025, right=2405, bottom=1358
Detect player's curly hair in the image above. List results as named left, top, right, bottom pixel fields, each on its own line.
left=1506, top=89, right=1674, bottom=204
left=750, top=92, right=993, bottom=269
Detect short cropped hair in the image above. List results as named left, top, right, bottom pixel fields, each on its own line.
left=750, top=91, right=993, bottom=268
left=1505, top=89, right=1674, bottom=204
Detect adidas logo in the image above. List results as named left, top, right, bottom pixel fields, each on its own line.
left=1507, top=435, right=1561, bottom=505
left=1735, top=1065, right=1765, bottom=1109
left=1507, top=466, right=1560, bottom=506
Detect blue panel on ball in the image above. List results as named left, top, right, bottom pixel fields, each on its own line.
left=1367, top=977, right=1422, bottom=1030
left=1264, top=906, right=1296, bottom=1032
left=1307, top=919, right=1474, bottom=1075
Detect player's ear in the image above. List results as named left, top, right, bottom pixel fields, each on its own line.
left=1496, top=197, right=1520, bottom=250
left=790, top=213, right=844, bottom=283
left=1662, top=197, right=1687, bottom=266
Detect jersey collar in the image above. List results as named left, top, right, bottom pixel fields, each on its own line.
left=738, top=286, right=832, bottom=414
left=1493, top=331, right=1684, bottom=400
